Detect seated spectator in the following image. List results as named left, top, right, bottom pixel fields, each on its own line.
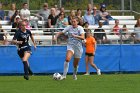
left=67, top=10, right=76, bottom=25
left=0, top=3, right=5, bottom=20
left=93, top=6, right=100, bottom=25
left=8, top=3, right=16, bottom=21
left=10, top=10, right=20, bottom=23
left=55, top=12, right=68, bottom=29
left=121, top=24, right=131, bottom=44
left=20, top=3, right=30, bottom=21
left=48, top=8, right=58, bottom=28
left=99, top=3, right=113, bottom=25
left=112, top=19, right=120, bottom=35
left=54, top=4, right=60, bottom=15
left=0, top=24, right=8, bottom=45
left=131, top=18, right=140, bottom=44
left=55, top=12, right=68, bottom=44
left=94, top=22, right=109, bottom=44
left=37, top=3, right=50, bottom=28
left=83, top=9, right=95, bottom=25
left=83, top=22, right=92, bottom=38
left=85, top=4, right=93, bottom=14
left=11, top=16, right=21, bottom=35
left=76, top=8, right=84, bottom=26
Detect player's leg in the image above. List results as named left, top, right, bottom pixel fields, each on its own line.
left=62, top=50, right=73, bottom=78
left=89, top=56, right=101, bottom=75
left=73, top=58, right=80, bottom=80
left=27, top=61, right=33, bottom=75
left=22, top=52, right=31, bottom=80
left=84, top=55, right=90, bottom=75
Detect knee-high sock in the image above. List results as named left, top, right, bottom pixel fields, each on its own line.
left=23, top=61, right=28, bottom=76
left=28, top=66, right=33, bottom=74
left=63, top=61, right=69, bottom=76
left=73, top=66, right=78, bottom=75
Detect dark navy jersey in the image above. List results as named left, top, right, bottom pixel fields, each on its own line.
left=13, top=29, right=32, bottom=48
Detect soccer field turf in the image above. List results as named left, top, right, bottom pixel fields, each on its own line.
left=0, top=74, right=139, bottom=93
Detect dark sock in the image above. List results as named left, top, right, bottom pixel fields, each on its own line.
left=28, top=66, right=33, bottom=75
left=23, top=61, right=28, bottom=76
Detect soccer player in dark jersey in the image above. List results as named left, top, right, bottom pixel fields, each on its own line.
left=12, top=21, right=36, bottom=80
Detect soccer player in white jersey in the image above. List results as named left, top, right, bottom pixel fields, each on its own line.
left=54, top=17, right=85, bottom=80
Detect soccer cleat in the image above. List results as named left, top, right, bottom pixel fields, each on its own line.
left=60, top=75, right=66, bottom=80
left=73, top=74, right=77, bottom=80
left=24, top=75, right=29, bottom=80
left=97, top=69, right=101, bottom=75
left=84, top=73, right=90, bottom=75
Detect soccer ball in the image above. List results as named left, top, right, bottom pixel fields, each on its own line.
left=53, top=73, right=62, bottom=80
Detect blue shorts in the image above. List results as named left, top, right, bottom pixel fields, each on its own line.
left=17, top=47, right=32, bottom=58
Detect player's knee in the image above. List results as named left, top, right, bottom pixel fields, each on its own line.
left=65, top=58, right=70, bottom=62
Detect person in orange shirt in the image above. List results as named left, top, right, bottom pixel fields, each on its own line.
left=84, top=30, right=101, bottom=75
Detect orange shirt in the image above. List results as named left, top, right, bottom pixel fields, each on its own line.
left=85, top=36, right=96, bottom=53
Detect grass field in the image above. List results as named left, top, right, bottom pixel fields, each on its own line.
left=0, top=74, right=139, bottom=93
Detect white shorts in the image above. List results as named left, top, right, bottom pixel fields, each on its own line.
left=67, top=44, right=83, bottom=58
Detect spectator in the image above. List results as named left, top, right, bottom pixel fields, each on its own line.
left=67, top=10, right=76, bottom=25
left=131, top=18, right=140, bottom=44
left=20, top=3, right=30, bottom=21
left=83, top=9, right=95, bottom=25
left=85, top=4, right=93, bottom=14
left=76, top=8, right=84, bottom=26
left=0, top=24, right=8, bottom=45
left=121, top=24, right=131, bottom=44
left=83, top=30, right=101, bottom=75
left=37, top=3, right=50, bottom=28
left=99, top=3, right=113, bottom=25
left=55, top=12, right=68, bottom=29
left=59, top=7, right=65, bottom=13
left=112, top=19, right=120, bottom=35
left=0, top=3, right=5, bottom=20
left=93, top=6, right=100, bottom=25
left=54, top=4, right=60, bottom=15
left=10, top=10, right=20, bottom=23
left=55, top=12, right=68, bottom=44
left=48, top=8, right=58, bottom=28
left=8, top=3, right=16, bottom=21
left=11, top=16, right=21, bottom=35
left=83, top=22, right=91, bottom=38
left=94, top=22, right=108, bottom=44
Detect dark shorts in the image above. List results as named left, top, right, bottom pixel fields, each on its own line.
left=85, top=53, right=94, bottom=57
left=17, top=47, right=32, bottom=58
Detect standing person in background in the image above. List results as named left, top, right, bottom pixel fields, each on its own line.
left=54, top=17, right=85, bottom=80
left=20, top=3, right=30, bottom=21
left=83, top=30, right=101, bottom=75
left=12, top=21, right=36, bottom=80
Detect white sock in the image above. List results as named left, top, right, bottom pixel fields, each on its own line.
left=63, top=61, right=69, bottom=77
left=73, top=66, right=78, bottom=75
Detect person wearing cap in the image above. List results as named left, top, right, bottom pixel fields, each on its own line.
left=99, top=3, right=113, bottom=25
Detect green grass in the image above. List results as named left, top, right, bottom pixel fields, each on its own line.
left=0, top=74, right=140, bottom=93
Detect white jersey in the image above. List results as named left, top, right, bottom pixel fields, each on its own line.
left=62, top=25, right=85, bottom=47
left=62, top=25, right=84, bottom=58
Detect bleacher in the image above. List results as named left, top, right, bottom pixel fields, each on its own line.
left=88, top=16, right=136, bottom=43
left=0, top=15, right=136, bottom=45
